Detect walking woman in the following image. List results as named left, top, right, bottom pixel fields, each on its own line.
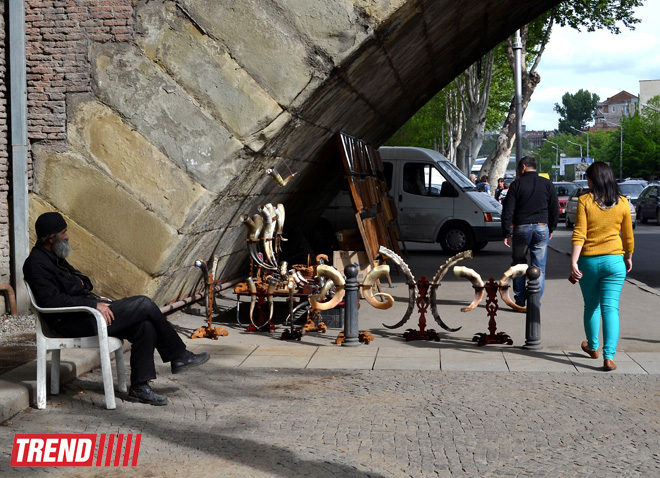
left=570, top=162, right=634, bottom=371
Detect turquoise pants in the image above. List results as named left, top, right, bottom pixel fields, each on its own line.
left=577, top=254, right=626, bottom=360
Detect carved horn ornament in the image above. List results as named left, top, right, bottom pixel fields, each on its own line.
left=452, top=266, right=485, bottom=312
left=498, top=264, right=529, bottom=311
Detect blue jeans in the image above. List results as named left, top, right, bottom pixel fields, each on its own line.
left=578, top=255, right=626, bottom=360
left=511, top=224, right=550, bottom=303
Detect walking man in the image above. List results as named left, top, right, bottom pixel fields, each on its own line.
left=501, top=156, right=559, bottom=306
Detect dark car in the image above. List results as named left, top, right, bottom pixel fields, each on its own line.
left=553, top=182, right=578, bottom=218
left=636, top=184, right=660, bottom=224
left=617, top=180, right=647, bottom=207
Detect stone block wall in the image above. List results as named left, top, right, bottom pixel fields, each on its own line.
left=24, top=0, right=134, bottom=141
left=0, top=1, right=134, bottom=313
left=0, top=3, right=8, bottom=295
left=2, top=0, right=562, bottom=314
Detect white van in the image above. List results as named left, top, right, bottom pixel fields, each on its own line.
left=323, top=146, right=503, bottom=253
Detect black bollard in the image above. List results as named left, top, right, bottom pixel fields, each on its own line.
left=342, top=264, right=360, bottom=347
left=523, top=266, right=542, bottom=350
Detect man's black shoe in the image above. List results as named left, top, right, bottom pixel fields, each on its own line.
left=128, top=383, right=168, bottom=406
left=171, top=350, right=210, bottom=374
left=515, top=299, right=526, bottom=308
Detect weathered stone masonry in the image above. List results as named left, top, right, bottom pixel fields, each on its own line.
left=2, top=0, right=562, bottom=314
left=0, top=0, right=133, bottom=312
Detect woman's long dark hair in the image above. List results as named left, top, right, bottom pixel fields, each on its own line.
left=586, top=162, right=620, bottom=207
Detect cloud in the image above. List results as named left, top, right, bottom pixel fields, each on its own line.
left=525, top=3, right=660, bottom=130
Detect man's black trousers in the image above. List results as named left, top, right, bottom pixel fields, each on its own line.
left=46, top=296, right=186, bottom=386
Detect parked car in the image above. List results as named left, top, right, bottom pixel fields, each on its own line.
left=573, top=179, right=588, bottom=188
left=617, top=179, right=647, bottom=207
left=553, top=182, right=578, bottom=218
left=636, top=184, right=660, bottom=224
left=565, top=187, right=636, bottom=228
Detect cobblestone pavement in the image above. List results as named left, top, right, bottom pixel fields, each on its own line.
left=2, top=364, right=659, bottom=477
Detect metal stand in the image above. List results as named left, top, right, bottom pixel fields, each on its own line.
left=192, top=259, right=228, bottom=339
left=403, top=276, right=440, bottom=342
left=523, top=267, right=542, bottom=350
left=473, top=278, right=512, bottom=346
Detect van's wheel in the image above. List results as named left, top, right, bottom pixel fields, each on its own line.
left=439, top=223, right=474, bottom=253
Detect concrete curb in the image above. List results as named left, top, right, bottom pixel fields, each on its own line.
left=0, top=342, right=130, bottom=423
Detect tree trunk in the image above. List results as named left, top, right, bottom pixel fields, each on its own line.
left=480, top=27, right=543, bottom=188
left=455, top=52, right=494, bottom=175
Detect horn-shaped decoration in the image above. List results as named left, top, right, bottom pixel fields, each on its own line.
left=266, top=278, right=277, bottom=320
left=241, top=214, right=264, bottom=241
left=309, top=264, right=346, bottom=311
left=361, top=264, right=394, bottom=310
left=498, top=264, right=529, bottom=311
left=379, top=246, right=417, bottom=329
left=276, top=203, right=287, bottom=244
left=267, top=167, right=296, bottom=187
left=246, top=277, right=257, bottom=321
left=258, top=204, right=278, bottom=266
left=453, top=266, right=485, bottom=312
left=428, top=251, right=471, bottom=331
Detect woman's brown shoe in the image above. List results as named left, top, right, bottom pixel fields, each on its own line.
left=581, top=341, right=599, bottom=359
left=603, top=359, right=617, bottom=371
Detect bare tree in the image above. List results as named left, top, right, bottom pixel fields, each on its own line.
left=480, top=19, right=554, bottom=187
left=454, top=51, right=495, bottom=175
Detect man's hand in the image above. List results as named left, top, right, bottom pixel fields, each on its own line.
left=96, top=302, right=114, bottom=326
left=503, top=237, right=511, bottom=248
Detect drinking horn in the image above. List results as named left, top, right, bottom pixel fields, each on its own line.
left=498, top=264, right=529, bottom=311
left=452, top=266, right=485, bottom=312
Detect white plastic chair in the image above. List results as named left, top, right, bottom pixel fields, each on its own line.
left=25, top=282, right=127, bottom=409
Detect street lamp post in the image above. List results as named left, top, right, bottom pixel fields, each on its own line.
left=567, top=140, right=583, bottom=157
left=570, top=126, right=590, bottom=160
left=601, top=119, right=623, bottom=179
left=544, top=139, right=560, bottom=179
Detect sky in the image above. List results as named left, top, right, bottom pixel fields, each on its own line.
left=524, top=1, right=660, bottom=132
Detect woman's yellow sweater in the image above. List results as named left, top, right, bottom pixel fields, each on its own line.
left=571, top=193, right=634, bottom=256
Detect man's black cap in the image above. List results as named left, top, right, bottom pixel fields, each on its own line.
left=35, top=212, right=67, bottom=238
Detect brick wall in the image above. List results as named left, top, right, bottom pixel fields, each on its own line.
left=0, top=0, right=134, bottom=313
left=25, top=0, right=134, bottom=141
left=1, top=2, right=10, bottom=291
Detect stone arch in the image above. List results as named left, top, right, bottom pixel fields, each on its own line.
left=28, top=0, right=561, bottom=303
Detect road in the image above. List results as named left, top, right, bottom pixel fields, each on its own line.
left=551, top=221, right=660, bottom=292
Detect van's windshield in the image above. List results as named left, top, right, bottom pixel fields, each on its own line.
left=441, top=160, right=478, bottom=189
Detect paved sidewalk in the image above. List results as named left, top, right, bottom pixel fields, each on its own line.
left=2, top=243, right=660, bottom=420
left=1, top=244, right=659, bottom=476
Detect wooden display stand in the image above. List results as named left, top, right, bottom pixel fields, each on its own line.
left=335, top=132, right=405, bottom=278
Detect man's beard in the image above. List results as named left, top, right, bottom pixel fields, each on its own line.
left=52, top=236, right=71, bottom=259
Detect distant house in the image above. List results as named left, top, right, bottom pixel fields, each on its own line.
left=594, top=90, right=638, bottom=127
left=525, top=130, right=547, bottom=149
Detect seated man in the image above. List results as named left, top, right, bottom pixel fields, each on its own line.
left=23, top=212, right=209, bottom=406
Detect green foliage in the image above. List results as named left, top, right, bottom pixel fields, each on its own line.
left=385, top=0, right=644, bottom=155
left=554, top=89, right=600, bottom=133
left=384, top=94, right=446, bottom=148
left=554, top=0, right=643, bottom=33
left=385, top=44, right=513, bottom=152
left=580, top=97, right=660, bottom=179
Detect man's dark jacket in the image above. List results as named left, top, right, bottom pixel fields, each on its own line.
left=23, top=244, right=99, bottom=310
left=501, top=171, right=559, bottom=238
